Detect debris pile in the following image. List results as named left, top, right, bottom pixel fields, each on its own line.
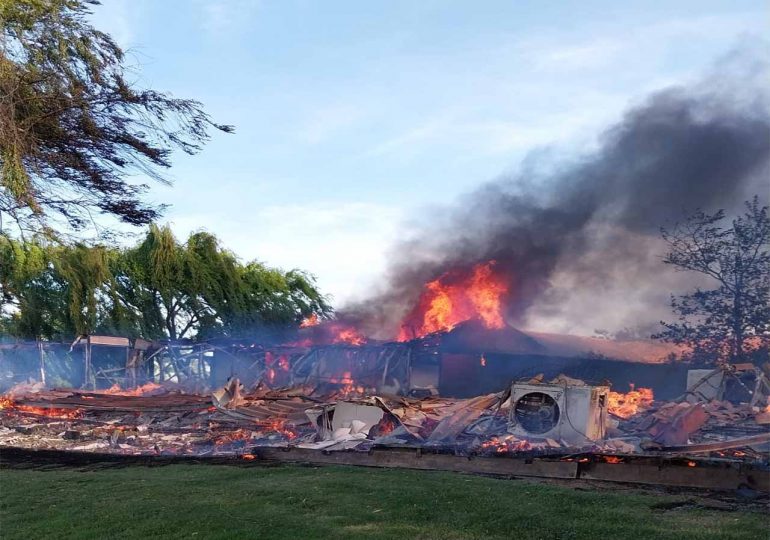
left=1, top=366, right=768, bottom=465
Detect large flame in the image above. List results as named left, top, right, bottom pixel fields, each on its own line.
left=607, top=384, right=654, bottom=419
left=397, top=261, right=508, bottom=341
left=333, top=327, right=366, bottom=346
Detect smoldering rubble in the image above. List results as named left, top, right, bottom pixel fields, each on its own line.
left=1, top=365, right=768, bottom=464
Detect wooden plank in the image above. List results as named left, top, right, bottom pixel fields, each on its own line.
left=1, top=445, right=766, bottom=492
left=579, top=462, right=770, bottom=492
left=250, top=447, right=578, bottom=479
left=656, top=433, right=770, bottom=453
left=89, top=336, right=130, bottom=347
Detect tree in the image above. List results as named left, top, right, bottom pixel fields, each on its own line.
left=0, top=225, right=332, bottom=341
left=656, top=196, right=770, bottom=363
left=0, top=236, right=66, bottom=337
left=0, top=236, right=118, bottom=338
left=0, top=0, right=232, bottom=237
left=113, top=224, right=243, bottom=340
left=114, top=225, right=332, bottom=340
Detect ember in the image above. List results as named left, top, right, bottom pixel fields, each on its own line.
left=261, top=419, right=298, bottom=440
left=1, top=394, right=83, bottom=419
left=7, top=403, right=84, bottom=419
left=479, top=434, right=532, bottom=454
left=398, top=261, right=508, bottom=341
left=372, top=414, right=398, bottom=437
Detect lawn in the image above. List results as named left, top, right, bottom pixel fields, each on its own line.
left=0, top=463, right=766, bottom=539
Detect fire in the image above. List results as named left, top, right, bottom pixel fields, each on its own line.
left=102, top=382, right=163, bottom=396
left=397, top=261, right=508, bottom=341
left=7, top=403, right=83, bottom=419
left=259, top=418, right=298, bottom=440
left=17, top=405, right=84, bottom=419
left=607, top=384, right=654, bottom=419
left=329, top=371, right=365, bottom=397
left=300, top=313, right=320, bottom=328
left=375, top=415, right=398, bottom=436
left=214, top=428, right=253, bottom=446
left=265, top=352, right=292, bottom=385
left=1, top=394, right=84, bottom=419
left=480, top=434, right=531, bottom=454
left=278, top=354, right=290, bottom=371
left=293, top=316, right=367, bottom=347
left=332, top=326, right=366, bottom=346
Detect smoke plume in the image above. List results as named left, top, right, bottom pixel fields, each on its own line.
left=343, top=48, right=770, bottom=338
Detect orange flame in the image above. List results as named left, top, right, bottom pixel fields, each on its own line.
left=480, top=434, right=531, bottom=454
left=607, top=384, right=654, bottom=419
left=264, top=352, right=292, bottom=385
left=398, top=261, right=508, bottom=341
left=329, top=371, right=366, bottom=397
left=261, top=418, right=298, bottom=440
left=300, top=313, right=320, bottom=328
left=101, top=382, right=163, bottom=396
left=2, top=394, right=84, bottom=419
left=333, top=327, right=366, bottom=346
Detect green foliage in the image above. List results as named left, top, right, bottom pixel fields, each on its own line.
left=656, top=196, right=770, bottom=363
left=0, top=0, right=232, bottom=237
left=0, top=225, right=331, bottom=340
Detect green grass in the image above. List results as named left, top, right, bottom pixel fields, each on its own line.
left=0, top=463, right=766, bottom=539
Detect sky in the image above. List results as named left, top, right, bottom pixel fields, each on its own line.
left=90, top=0, right=767, bottom=307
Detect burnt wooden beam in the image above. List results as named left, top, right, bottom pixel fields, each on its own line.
left=1, top=445, right=766, bottom=492
left=654, top=433, right=770, bottom=454
left=250, top=447, right=579, bottom=479
left=579, top=461, right=769, bottom=492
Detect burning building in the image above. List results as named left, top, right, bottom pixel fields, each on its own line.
left=1, top=52, right=769, bottom=492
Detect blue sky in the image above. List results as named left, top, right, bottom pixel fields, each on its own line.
left=91, top=0, right=767, bottom=306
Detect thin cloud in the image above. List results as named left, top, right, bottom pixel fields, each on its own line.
left=195, top=0, right=260, bottom=37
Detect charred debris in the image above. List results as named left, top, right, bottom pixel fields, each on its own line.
left=1, top=325, right=768, bottom=493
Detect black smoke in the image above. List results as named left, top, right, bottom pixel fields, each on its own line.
left=343, top=49, right=770, bottom=338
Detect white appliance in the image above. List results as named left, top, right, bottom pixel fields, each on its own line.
left=508, top=382, right=609, bottom=446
